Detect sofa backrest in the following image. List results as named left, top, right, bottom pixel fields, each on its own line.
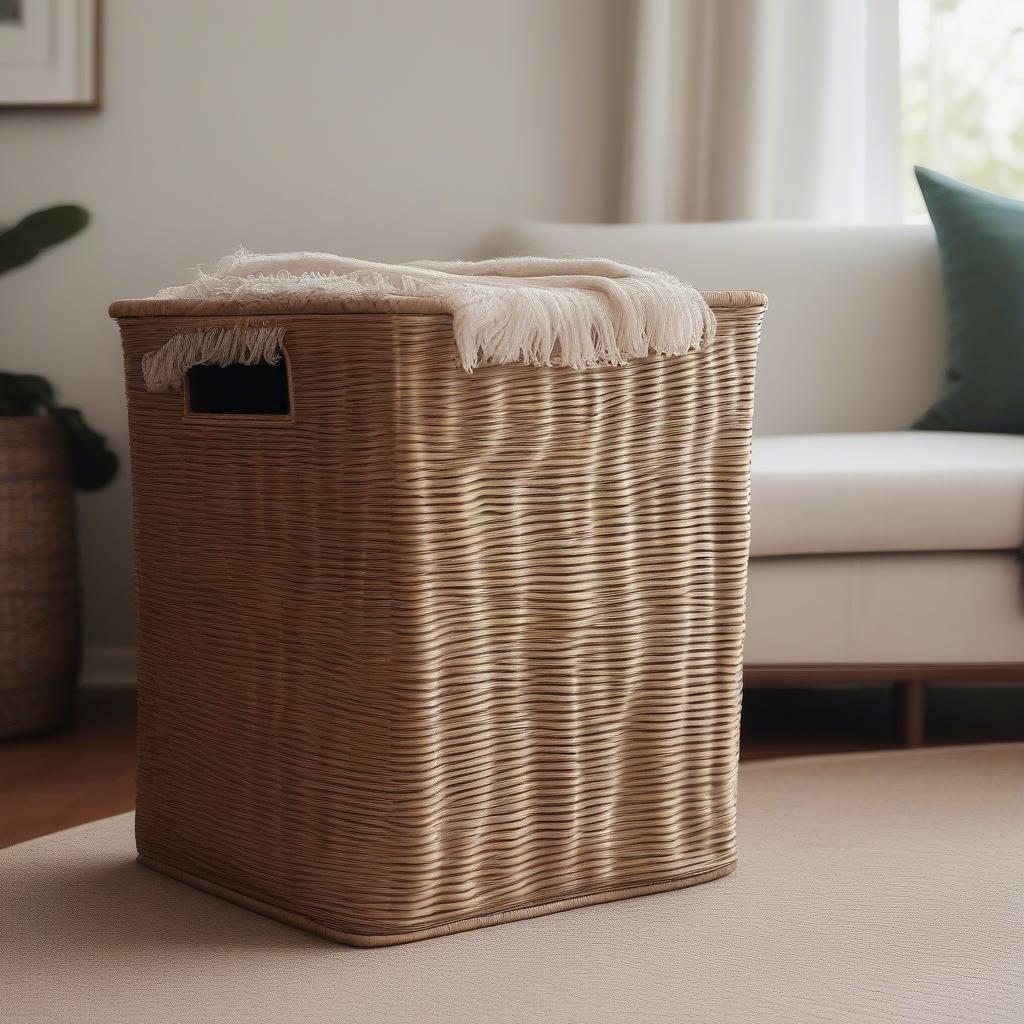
left=484, top=223, right=944, bottom=435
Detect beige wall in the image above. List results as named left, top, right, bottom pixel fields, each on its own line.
left=0, top=0, right=626, bottom=659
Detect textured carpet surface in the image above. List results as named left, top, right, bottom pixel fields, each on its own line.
left=3, top=745, right=1022, bottom=1023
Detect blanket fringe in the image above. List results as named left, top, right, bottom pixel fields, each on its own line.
left=142, top=325, right=287, bottom=392
left=449, top=277, right=716, bottom=371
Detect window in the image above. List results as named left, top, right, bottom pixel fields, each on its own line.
left=900, top=0, right=1024, bottom=219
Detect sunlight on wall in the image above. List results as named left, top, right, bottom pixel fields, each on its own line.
left=900, top=0, right=1024, bottom=218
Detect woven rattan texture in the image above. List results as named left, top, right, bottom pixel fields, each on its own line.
left=118, top=299, right=763, bottom=945
left=0, top=416, right=79, bottom=738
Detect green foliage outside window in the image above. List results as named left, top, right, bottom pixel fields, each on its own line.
left=901, top=0, right=1024, bottom=217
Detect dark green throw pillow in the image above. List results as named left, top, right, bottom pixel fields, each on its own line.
left=914, top=166, right=1024, bottom=433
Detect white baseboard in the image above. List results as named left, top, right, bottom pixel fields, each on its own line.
left=81, top=646, right=137, bottom=689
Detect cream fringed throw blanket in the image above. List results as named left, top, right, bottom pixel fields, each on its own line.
left=142, top=250, right=715, bottom=389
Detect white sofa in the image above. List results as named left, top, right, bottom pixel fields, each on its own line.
left=487, top=223, right=1024, bottom=739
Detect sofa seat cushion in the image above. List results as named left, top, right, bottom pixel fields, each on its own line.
left=750, top=431, right=1024, bottom=556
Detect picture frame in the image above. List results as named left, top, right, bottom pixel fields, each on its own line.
left=0, top=0, right=100, bottom=109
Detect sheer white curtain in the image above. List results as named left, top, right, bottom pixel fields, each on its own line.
left=621, top=0, right=902, bottom=222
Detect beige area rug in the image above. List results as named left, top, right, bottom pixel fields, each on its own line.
left=3, top=745, right=1022, bottom=1024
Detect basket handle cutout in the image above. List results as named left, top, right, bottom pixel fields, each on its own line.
left=186, top=360, right=291, bottom=416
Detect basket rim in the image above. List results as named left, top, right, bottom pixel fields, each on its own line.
left=108, top=290, right=767, bottom=320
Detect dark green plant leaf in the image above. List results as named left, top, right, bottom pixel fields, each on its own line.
left=49, top=406, right=119, bottom=491
left=7, top=372, right=54, bottom=405
left=0, top=372, right=118, bottom=491
left=0, top=205, right=90, bottom=276
left=0, top=371, right=48, bottom=415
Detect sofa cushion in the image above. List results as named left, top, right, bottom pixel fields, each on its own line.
left=750, top=431, right=1024, bottom=556
left=486, top=221, right=944, bottom=435
left=914, top=167, right=1024, bottom=433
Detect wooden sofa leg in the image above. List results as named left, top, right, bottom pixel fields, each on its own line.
left=895, top=680, right=926, bottom=748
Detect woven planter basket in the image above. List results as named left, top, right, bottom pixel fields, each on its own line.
left=112, top=289, right=765, bottom=946
left=0, top=415, right=79, bottom=739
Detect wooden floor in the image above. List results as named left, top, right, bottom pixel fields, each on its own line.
left=2, top=689, right=137, bottom=849
left=2, top=685, right=1022, bottom=849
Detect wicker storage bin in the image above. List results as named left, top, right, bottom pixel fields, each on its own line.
left=111, top=289, right=765, bottom=946
left=0, top=415, right=79, bottom=739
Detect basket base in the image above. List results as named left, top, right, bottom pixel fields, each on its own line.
left=137, top=854, right=737, bottom=948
